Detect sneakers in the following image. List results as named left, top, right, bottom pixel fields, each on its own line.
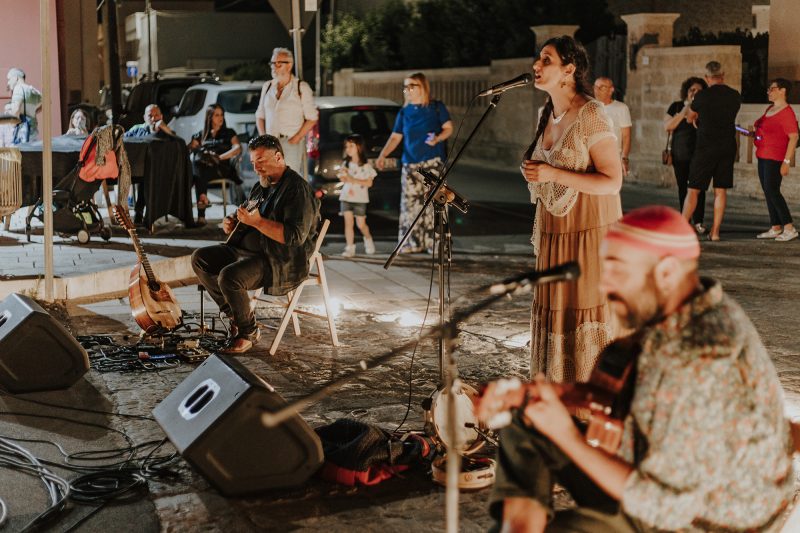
left=341, top=244, right=356, bottom=258
left=364, top=238, right=376, bottom=255
left=694, top=223, right=707, bottom=235
left=757, top=228, right=783, bottom=239
left=775, top=228, right=799, bottom=242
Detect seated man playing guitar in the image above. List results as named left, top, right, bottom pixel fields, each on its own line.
left=191, top=134, right=319, bottom=354
left=479, top=206, right=794, bottom=532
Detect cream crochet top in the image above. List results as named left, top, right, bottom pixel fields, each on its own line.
left=527, top=99, right=615, bottom=255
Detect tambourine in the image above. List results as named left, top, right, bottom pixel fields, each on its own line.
left=423, top=383, right=486, bottom=455
left=431, top=455, right=496, bottom=491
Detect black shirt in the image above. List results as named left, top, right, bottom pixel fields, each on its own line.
left=667, top=101, right=698, bottom=162
left=191, top=127, right=237, bottom=155
left=239, top=168, right=320, bottom=296
left=690, top=84, right=741, bottom=150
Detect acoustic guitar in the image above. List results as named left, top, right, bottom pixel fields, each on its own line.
left=477, top=335, right=640, bottom=454
left=113, top=205, right=183, bottom=334
left=225, top=191, right=264, bottom=248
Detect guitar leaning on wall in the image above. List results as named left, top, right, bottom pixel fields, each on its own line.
left=113, top=205, right=183, bottom=334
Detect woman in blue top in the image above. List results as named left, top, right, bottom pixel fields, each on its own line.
left=376, top=72, right=453, bottom=253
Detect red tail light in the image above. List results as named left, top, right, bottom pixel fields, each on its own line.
left=307, top=120, right=320, bottom=160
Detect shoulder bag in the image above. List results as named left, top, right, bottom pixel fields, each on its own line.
left=662, top=132, right=672, bottom=166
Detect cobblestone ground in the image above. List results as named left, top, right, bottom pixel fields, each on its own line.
left=61, top=235, right=800, bottom=532
left=67, top=254, right=535, bottom=532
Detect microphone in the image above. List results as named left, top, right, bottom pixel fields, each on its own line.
left=489, top=262, right=581, bottom=295
left=478, top=73, right=533, bottom=97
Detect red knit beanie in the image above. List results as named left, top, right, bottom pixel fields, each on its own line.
left=604, top=206, right=700, bottom=259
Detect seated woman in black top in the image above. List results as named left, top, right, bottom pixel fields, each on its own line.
left=189, top=104, right=242, bottom=224
left=664, top=77, right=708, bottom=233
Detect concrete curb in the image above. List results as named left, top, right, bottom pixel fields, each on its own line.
left=0, top=254, right=198, bottom=303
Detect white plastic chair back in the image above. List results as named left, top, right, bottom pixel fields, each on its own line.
left=0, top=147, right=22, bottom=217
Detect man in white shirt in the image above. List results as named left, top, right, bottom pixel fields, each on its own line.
left=594, top=77, right=632, bottom=176
left=255, top=48, right=318, bottom=176
left=4, top=67, right=42, bottom=144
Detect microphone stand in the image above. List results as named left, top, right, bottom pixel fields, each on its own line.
left=258, top=271, right=557, bottom=531
left=382, top=93, right=503, bottom=533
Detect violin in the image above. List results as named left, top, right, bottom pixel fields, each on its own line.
left=477, top=335, right=640, bottom=454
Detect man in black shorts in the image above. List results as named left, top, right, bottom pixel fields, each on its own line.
left=681, top=61, right=741, bottom=241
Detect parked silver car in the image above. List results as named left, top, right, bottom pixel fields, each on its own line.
left=307, top=96, right=402, bottom=213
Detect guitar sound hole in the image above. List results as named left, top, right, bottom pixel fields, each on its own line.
left=148, top=281, right=160, bottom=293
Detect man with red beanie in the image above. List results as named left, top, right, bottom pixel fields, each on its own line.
left=481, top=206, right=793, bottom=532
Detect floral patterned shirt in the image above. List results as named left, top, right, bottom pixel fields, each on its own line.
left=618, top=278, right=794, bottom=531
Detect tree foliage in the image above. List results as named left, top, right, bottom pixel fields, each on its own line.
left=321, top=0, right=617, bottom=71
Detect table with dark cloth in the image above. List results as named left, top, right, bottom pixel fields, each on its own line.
left=18, top=134, right=194, bottom=226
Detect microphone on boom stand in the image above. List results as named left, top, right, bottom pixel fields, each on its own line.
left=477, top=73, right=533, bottom=97
left=489, top=262, right=581, bottom=294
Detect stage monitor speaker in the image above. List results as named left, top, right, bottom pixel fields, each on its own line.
left=0, top=293, right=89, bottom=393
left=153, top=354, right=323, bottom=496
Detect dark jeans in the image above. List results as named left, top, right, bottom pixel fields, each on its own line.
left=489, top=414, right=648, bottom=532
left=758, top=158, right=793, bottom=226
left=673, top=159, right=705, bottom=224
left=193, top=160, right=241, bottom=217
left=191, top=244, right=271, bottom=335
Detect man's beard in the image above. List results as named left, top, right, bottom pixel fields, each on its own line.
left=609, top=274, right=665, bottom=330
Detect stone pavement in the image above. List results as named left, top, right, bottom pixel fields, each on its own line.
left=1, top=180, right=800, bottom=531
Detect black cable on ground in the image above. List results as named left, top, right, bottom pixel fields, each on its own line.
left=391, top=225, right=439, bottom=434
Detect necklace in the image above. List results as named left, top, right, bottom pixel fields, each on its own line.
left=552, top=108, right=568, bottom=124
left=551, top=93, right=578, bottom=124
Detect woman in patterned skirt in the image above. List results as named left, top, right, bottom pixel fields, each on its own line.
left=376, top=72, right=454, bottom=253
left=521, top=36, right=623, bottom=382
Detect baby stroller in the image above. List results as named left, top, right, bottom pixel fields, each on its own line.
left=25, top=130, right=118, bottom=243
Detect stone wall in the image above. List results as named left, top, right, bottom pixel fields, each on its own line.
left=624, top=23, right=800, bottom=206
left=626, top=43, right=742, bottom=188
left=607, top=0, right=768, bottom=38
left=335, top=58, right=543, bottom=170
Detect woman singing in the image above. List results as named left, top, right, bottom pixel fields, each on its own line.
left=521, top=36, right=623, bottom=382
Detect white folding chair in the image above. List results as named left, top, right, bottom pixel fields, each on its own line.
left=252, top=219, right=339, bottom=355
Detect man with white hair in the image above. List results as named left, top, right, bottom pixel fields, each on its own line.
left=123, top=104, right=175, bottom=223
left=593, top=77, right=632, bottom=176
left=4, top=67, right=42, bottom=144
left=255, top=47, right=318, bottom=175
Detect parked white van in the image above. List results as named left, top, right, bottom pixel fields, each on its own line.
left=168, top=80, right=264, bottom=143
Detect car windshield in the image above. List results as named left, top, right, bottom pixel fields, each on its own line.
left=176, top=89, right=207, bottom=117
left=217, top=90, right=261, bottom=114
left=322, top=108, right=397, bottom=142
left=157, top=83, right=194, bottom=118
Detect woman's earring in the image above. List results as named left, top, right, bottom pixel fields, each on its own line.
left=560, top=79, right=567, bottom=88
